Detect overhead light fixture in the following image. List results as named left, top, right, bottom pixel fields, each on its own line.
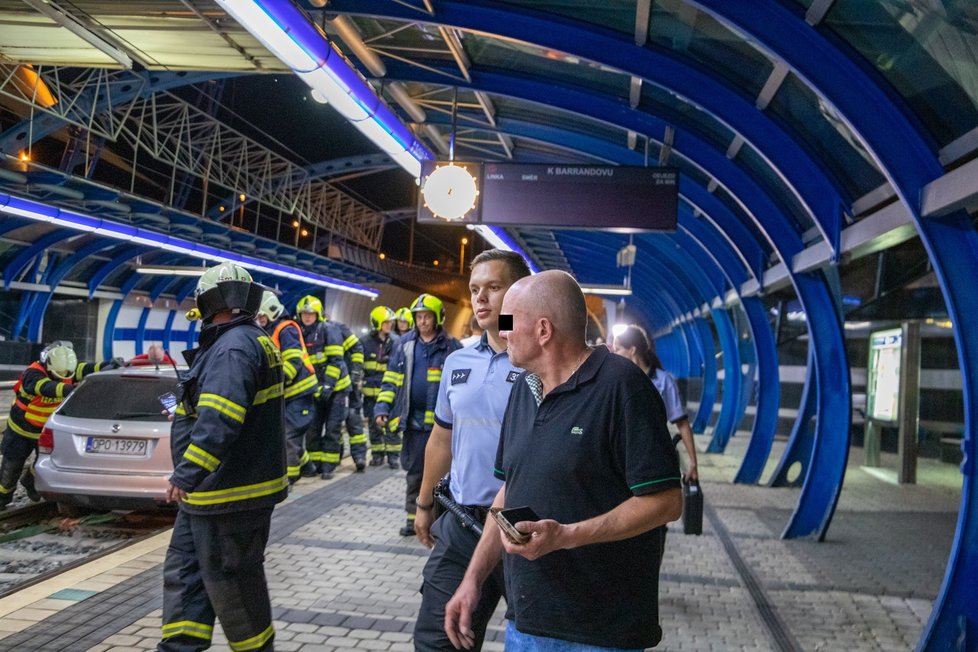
left=611, top=323, right=630, bottom=338
left=213, top=0, right=430, bottom=178
left=580, top=284, right=633, bottom=296
left=0, top=192, right=378, bottom=298
left=135, top=265, right=207, bottom=277
left=471, top=225, right=540, bottom=273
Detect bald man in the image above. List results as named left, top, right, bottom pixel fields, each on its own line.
left=445, top=271, right=683, bottom=651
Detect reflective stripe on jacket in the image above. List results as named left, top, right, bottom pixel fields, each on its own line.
left=8, top=360, right=102, bottom=439
left=169, top=317, right=288, bottom=514
left=269, top=318, right=318, bottom=400
left=372, top=329, right=461, bottom=434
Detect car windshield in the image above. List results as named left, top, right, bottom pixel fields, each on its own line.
left=58, top=374, right=178, bottom=422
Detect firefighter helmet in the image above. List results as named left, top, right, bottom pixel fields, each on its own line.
left=296, top=295, right=324, bottom=321
left=369, top=306, right=396, bottom=331
left=40, top=341, right=77, bottom=380
left=410, top=294, right=445, bottom=327
left=394, top=307, right=414, bottom=329
left=193, top=262, right=263, bottom=322
left=258, top=290, right=284, bottom=322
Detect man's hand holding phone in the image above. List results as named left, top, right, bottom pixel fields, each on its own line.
left=491, top=506, right=568, bottom=561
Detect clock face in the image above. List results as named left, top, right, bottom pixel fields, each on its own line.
left=421, top=164, right=479, bottom=220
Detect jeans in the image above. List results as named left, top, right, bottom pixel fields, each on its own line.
left=504, top=621, right=642, bottom=652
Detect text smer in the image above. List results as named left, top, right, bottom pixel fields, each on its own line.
left=522, top=174, right=538, bottom=181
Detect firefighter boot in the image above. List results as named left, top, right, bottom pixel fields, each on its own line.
left=369, top=451, right=385, bottom=467
left=20, top=470, right=40, bottom=502
left=320, top=464, right=336, bottom=481
left=0, top=459, right=21, bottom=508
left=387, top=453, right=399, bottom=470
left=398, top=518, right=415, bottom=537
left=354, top=457, right=366, bottom=473
left=299, top=461, right=318, bottom=478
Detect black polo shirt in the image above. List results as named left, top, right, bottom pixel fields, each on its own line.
left=494, top=346, right=680, bottom=649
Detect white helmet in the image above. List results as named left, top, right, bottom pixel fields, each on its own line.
left=257, top=290, right=284, bottom=322
left=40, top=341, right=77, bottom=380
left=194, top=262, right=263, bottom=322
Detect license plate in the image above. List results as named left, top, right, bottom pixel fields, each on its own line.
left=85, top=437, right=148, bottom=456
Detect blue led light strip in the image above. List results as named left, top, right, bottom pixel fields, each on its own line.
left=0, top=192, right=379, bottom=297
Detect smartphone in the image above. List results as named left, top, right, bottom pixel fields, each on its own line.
left=158, top=392, right=178, bottom=416
left=489, top=506, right=539, bottom=545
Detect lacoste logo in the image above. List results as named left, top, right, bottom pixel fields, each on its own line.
left=571, top=426, right=584, bottom=436
left=451, top=369, right=471, bottom=385
left=506, top=370, right=520, bottom=383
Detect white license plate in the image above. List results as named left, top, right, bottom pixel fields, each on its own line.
left=85, top=437, right=148, bottom=456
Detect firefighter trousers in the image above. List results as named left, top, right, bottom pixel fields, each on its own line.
left=159, top=508, right=274, bottom=652
left=363, top=395, right=400, bottom=458
left=402, top=429, right=430, bottom=522
left=0, top=427, right=37, bottom=499
left=343, top=388, right=368, bottom=455
left=284, top=394, right=314, bottom=480
left=306, top=388, right=350, bottom=470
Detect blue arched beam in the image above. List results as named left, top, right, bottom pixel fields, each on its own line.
left=327, top=0, right=846, bottom=256
left=674, top=221, right=780, bottom=472
left=163, top=278, right=200, bottom=357
left=639, top=236, right=744, bottom=452
left=28, top=238, right=121, bottom=342
left=101, top=253, right=183, bottom=359
left=135, top=276, right=182, bottom=355
left=12, top=258, right=56, bottom=341
left=87, top=249, right=151, bottom=298
left=0, top=72, right=238, bottom=154
left=690, top=2, right=978, bottom=641
left=769, top=346, right=818, bottom=488
left=690, top=317, right=718, bottom=434
left=3, top=229, right=77, bottom=290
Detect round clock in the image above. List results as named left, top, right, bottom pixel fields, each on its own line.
left=421, top=164, right=479, bottom=220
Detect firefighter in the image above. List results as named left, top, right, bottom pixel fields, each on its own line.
left=362, top=306, right=398, bottom=467
left=374, top=294, right=461, bottom=536
left=336, top=313, right=367, bottom=471
left=0, top=342, right=120, bottom=508
left=256, top=291, right=318, bottom=483
left=394, top=306, right=414, bottom=336
left=159, top=262, right=286, bottom=652
left=296, top=295, right=352, bottom=480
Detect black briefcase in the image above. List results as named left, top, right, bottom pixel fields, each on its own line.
left=682, top=480, right=703, bottom=535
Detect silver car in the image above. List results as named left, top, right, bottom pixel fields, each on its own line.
left=34, top=366, right=180, bottom=512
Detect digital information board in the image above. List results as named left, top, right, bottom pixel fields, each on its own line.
left=417, top=162, right=678, bottom=231
left=866, top=327, right=903, bottom=423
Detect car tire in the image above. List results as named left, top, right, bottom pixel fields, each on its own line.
left=56, top=503, right=92, bottom=517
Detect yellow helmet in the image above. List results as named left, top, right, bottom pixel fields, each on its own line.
left=410, top=294, right=445, bottom=327
left=40, top=341, right=78, bottom=380
left=395, top=307, right=414, bottom=329
left=296, top=295, right=324, bottom=321
left=369, top=306, right=396, bottom=331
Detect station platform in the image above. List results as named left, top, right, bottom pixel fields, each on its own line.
left=0, top=434, right=961, bottom=652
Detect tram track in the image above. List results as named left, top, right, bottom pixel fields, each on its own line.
left=0, top=503, right=174, bottom=599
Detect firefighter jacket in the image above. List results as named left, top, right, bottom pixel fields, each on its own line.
left=267, top=318, right=318, bottom=400
left=169, top=315, right=287, bottom=515
left=301, top=320, right=352, bottom=398
left=373, top=329, right=461, bottom=434
left=336, top=320, right=364, bottom=383
left=362, top=331, right=398, bottom=399
left=8, top=359, right=113, bottom=440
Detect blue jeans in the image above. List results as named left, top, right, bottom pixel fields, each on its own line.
left=504, top=621, right=642, bottom=652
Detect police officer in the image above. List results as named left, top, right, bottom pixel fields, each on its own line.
left=296, top=295, right=352, bottom=480
left=374, top=294, right=461, bottom=536
left=363, top=306, right=398, bottom=467
left=0, top=342, right=120, bottom=508
left=257, top=291, right=318, bottom=483
left=394, top=306, right=414, bottom=337
left=159, top=262, right=286, bottom=652
left=412, top=250, right=531, bottom=650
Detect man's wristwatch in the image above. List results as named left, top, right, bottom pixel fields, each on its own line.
left=415, top=498, right=434, bottom=511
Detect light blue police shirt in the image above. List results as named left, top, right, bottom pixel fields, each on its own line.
left=434, top=332, right=522, bottom=507
left=649, top=368, right=687, bottom=423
